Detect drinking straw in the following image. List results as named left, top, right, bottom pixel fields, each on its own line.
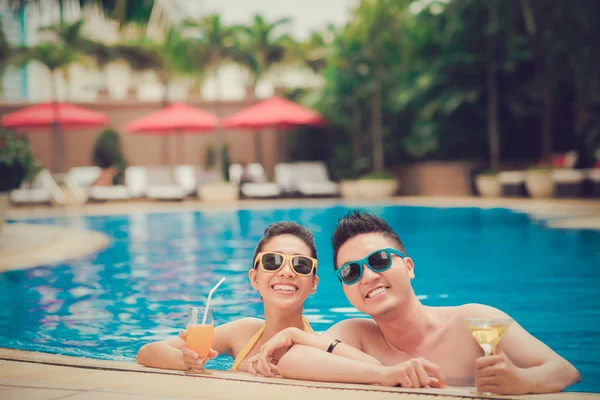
left=202, top=277, right=226, bottom=324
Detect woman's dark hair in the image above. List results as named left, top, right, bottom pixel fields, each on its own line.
left=253, top=222, right=317, bottom=271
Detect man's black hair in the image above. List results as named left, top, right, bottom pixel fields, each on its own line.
left=331, top=209, right=406, bottom=269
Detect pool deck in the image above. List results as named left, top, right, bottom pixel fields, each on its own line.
left=6, top=196, right=600, bottom=225
left=2, top=196, right=600, bottom=399
left=0, top=348, right=597, bottom=400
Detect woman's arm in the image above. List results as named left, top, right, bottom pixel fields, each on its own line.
left=249, top=319, right=381, bottom=377
left=136, top=318, right=258, bottom=370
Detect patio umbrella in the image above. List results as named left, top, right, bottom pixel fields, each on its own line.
left=221, top=95, right=324, bottom=164
left=2, top=102, right=109, bottom=172
left=124, top=102, right=219, bottom=165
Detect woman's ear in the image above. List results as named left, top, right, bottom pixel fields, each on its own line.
left=310, top=275, right=319, bottom=294
left=248, top=268, right=259, bottom=291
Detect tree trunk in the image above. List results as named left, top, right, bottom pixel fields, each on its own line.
left=522, top=0, right=552, bottom=162
left=49, top=69, right=66, bottom=173
left=351, top=103, right=362, bottom=172
left=486, top=1, right=500, bottom=172
left=371, top=65, right=385, bottom=173
left=213, top=55, right=224, bottom=178
left=254, top=131, right=263, bottom=165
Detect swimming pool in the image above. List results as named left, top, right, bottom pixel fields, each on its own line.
left=1, top=205, right=599, bottom=392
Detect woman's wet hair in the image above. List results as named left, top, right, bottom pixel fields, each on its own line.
left=253, top=222, right=317, bottom=272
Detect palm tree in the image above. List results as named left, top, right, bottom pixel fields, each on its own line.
left=7, top=0, right=155, bottom=28
left=183, top=14, right=238, bottom=174
left=233, top=14, right=294, bottom=98
left=10, top=42, right=82, bottom=172
left=0, top=20, right=11, bottom=93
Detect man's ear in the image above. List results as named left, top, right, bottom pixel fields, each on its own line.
left=404, top=257, right=415, bottom=279
left=310, top=275, right=319, bottom=294
left=248, top=268, right=259, bottom=291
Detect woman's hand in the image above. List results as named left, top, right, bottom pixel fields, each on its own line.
left=247, top=327, right=300, bottom=377
left=178, top=330, right=219, bottom=371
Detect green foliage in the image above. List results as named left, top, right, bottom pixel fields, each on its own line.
left=359, top=171, right=396, bottom=180
left=0, top=129, right=42, bottom=190
left=221, top=143, right=231, bottom=181
left=204, top=143, right=216, bottom=169
left=92, top=129, right=128, bottom=184
left=204, top=142, right=230, bottom=180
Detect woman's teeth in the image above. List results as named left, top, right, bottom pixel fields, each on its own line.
left=272, top=284, right=298, bottom=292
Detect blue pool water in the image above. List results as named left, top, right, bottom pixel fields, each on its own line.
left=1, top=206, right=599, bottom=392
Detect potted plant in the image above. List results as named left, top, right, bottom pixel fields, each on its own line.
left=0, top=129, right=41, bottom=234
left=475, top=171, right=501, bottom=197
left=356, top=171, right=399, bottom=198
left=525, top=166, right=554, bottom=198
left=92, top=129, right=128, bottom=185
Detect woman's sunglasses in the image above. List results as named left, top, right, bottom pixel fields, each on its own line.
left=254, top=252, right=318, bottom=276
left=335, top=248, right=405, bottom=285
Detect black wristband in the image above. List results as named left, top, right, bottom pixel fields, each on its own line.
left=327, top=339, right=341, bottom=353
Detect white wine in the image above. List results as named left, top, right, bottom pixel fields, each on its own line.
left=466, top=318, right=513, bottom=356
left=469, top=324, right=508, bottom=347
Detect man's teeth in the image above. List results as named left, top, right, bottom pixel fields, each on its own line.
left=272, top=284, right=298, bottom=292
left=367, top=287, right=388, bottom=298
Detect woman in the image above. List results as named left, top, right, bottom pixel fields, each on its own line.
left=137, top=221, right=372, bottom=373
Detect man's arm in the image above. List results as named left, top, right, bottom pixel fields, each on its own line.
left=464, top=304, right=580, bottom=394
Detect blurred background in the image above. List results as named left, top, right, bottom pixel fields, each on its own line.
left=0, top=0, right=599, bottom=198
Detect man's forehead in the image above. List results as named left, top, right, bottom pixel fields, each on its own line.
left=338, top=233, right=394, bottom=262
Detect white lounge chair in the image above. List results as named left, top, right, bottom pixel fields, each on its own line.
left=552, top=169, right=585, bottom=197
left=293, top=162, right=340, bottom=197
left=124, top=166, right=148, bottom=199
left=65, top=166, right=129, bottom=202
left=145, top=166, right=186, bottom=201
left=10, top=169, right=65, bottom=205
left=174, top=165, right=198, bottom=196
left=230, top=163, right=281, bottom=198
left=274, top=163, right=298, bottom=196
left=497, top=171, right=526, bottom=197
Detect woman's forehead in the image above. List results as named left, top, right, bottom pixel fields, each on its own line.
left=262, top=234, right=311, bottom=254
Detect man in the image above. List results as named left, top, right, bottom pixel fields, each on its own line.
left=246, top=210, right=580, bottom=394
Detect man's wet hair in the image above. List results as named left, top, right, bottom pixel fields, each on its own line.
left=253, top=222, right=317, bottom=273
left=331, top=209, right=406, bottom=269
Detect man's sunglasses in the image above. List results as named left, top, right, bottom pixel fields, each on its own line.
left=254, top=252, right=318, bottom=276
left=335, top=248, right=405, bottom=285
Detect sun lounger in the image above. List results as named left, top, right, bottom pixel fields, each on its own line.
left=553, top=169, right=585, bottom=197
left=174, top=165, right=198, bottom=196
left=124, top=166, right=148, bottom=199
left=274, top=163, right=298, bottom=196
left=498, top=171, right=526, bottom=197
left=230, top=163, right=281, bottom=198
left=65, top=166, right=129, bottom=202
left=10, top=169, right=65, bottom=205
left=293, top=162, right=340, bottom=197
left=145, top=166, right=186, bottom=200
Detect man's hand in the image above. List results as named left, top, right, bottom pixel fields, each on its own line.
left=178, top=330, right=219, bottom=371
left=247, top=327, right=299, bottom=377
left=475, top=344, right=530, bottom=395
left=379, top=358, right=446, bottom=388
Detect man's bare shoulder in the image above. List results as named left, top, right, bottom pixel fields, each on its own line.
left=455, top=303, right=511, bottom=319
left=326, top=318, right=378, bottom=339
